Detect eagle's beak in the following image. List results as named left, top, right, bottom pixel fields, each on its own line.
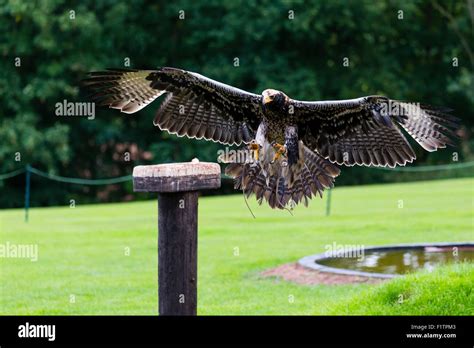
left=263, top=95, right=273, bottom=104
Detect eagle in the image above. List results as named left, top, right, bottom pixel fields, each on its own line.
left=82, top=67, right=458, bottom=209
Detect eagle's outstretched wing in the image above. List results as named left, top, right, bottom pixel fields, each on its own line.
left=292, top=96, right=459, bottom=167
left=82, top=68, right=263, bottom=145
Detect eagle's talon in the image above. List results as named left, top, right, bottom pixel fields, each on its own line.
left=248, top=140, right=261, bottom=162
left=271, top=143, right=287, bottom=164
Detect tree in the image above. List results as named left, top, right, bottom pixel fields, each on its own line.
left=0, top=0, right=472, bottom=207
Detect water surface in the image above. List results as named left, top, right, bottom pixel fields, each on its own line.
left=317, top=246, right=474, bottom=275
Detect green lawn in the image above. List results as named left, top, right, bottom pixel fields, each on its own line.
left=0, top=177, right=472, bottom=315
left=330, top=263, right=473, bottom=315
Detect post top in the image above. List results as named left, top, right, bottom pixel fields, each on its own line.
left=133, top=159, right=221, bottom=192
left=133, top=159, right=220, bottom=178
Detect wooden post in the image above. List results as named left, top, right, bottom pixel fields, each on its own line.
left=132, top=159, right=221, bottom=316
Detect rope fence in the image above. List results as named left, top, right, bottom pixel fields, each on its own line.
left=0, top=167, right=26, bottom=180
left=27, top=166, right=132, bottom=185
left=375, top=160, right=474, bottom=172
left=1, top=161, right=473, bottom=221
left=1, top=165, right=133, bottom=222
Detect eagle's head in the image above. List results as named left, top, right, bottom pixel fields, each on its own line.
left=262, top=89, right=288, bottom=112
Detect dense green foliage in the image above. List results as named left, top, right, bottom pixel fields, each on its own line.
left=0, top=0, right=472, bottom=207
left=1, top=178, right=472, bottom=314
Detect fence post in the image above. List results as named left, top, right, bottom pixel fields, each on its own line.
left=132, top=160, right=221, bottom=315
left=326, top=188, right=332, bottom=217
left=24, top=164, right=31, bottom=223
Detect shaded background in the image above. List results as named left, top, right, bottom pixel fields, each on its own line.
left=0, top=0, right=472, bottom=208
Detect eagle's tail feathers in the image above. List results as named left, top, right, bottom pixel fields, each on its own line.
left=226, top=146, right=340, bottom=209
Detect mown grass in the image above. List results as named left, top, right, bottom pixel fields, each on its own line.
left=0, top=177, right=472, bottom=315
left=329, top=263, right=473, bottom=315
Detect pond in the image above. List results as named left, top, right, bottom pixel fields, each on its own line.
left=299, top=243, right=474, bottom=278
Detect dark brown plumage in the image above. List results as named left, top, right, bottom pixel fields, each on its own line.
left=83, top=67, right=459, bottom=209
